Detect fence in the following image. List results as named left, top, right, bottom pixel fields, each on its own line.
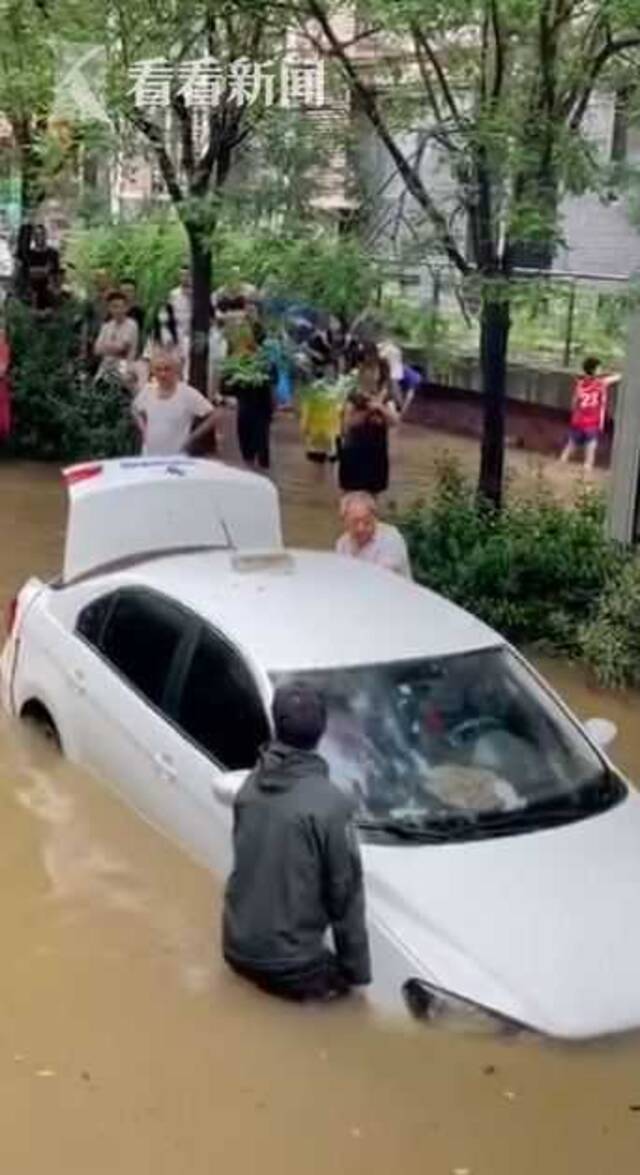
left=373, top=259, right=633, bottom=371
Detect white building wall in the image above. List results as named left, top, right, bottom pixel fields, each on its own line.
left=555, top=94, right=640, bottom=277
left=356, top=90, right=640, bottom=280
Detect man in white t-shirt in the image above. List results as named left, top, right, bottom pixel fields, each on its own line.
left=133, top=346, right=218, bottom=456
left=335, top=492, right=412, bottom=578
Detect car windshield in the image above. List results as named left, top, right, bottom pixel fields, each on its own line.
left=271, top=648, right=624, bottom=843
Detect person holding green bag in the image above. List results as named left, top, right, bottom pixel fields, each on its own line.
left=299, top=363, right=352, bottom=477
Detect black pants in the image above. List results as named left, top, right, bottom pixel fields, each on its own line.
left=237, top=405, right=271, bottom=470
left=228, top=952, right=351, bottom=1002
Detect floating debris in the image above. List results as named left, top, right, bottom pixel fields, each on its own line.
left=36, top=1069, right=56, bottom=1078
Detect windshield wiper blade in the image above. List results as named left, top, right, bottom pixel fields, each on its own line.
left=356, top=816, right=462, bottom=842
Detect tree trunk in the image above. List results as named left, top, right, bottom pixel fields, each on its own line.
left=477, top=290, right=511, bottom=509
left=186, top=226, right=212, bottom=396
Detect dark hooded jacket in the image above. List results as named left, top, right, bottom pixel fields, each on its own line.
left=223, top=742, right=371, bottom=986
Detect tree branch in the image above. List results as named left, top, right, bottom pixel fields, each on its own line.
left=489, top=0, right=504, bottom=102
left=565, top=34, right=640, bottom=131
left=411, top=33, right=443, bottom=124
left=303, top=1, right=470, bottom=275
left=551, top=0, right=578, bottom=31
left=172, top=92, right=195, bottom=179
left=480, top=7, right=489, bottom=104
left=409, top=22, right=463, bottom=128
left=132, top=112, right=184, bottom=206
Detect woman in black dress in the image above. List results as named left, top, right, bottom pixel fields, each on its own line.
left=224, top=321, right=277, bottom=472
left=338, top=344, right=398, bottom=496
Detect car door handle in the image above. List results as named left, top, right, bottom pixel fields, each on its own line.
left=154, top=752, right=177, bottom=783
left=70, top=668, right=86, bottom=696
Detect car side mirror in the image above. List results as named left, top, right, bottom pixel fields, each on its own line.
left=584, top=718, right=618, bottom=751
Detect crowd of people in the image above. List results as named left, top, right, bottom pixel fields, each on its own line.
left=46, top=250, right=422, bottom=498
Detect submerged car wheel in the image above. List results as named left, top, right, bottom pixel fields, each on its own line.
left=20, top=701, right=61, bottom=751
left=403, top=978, right=525, bottom=1035
left=403, top=979, right=438, bottom=1021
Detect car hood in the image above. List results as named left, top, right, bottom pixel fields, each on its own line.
left=362, top=790, right=640, bottom=1039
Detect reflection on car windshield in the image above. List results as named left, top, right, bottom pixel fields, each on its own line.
left=272, top=648, right=622, bottom=842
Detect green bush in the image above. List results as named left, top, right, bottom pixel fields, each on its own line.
left=5, top=302, right=138, bottom=462
left=395, top=458, right=627, bottom=655
left=580, top=560, right=640, bottom=690
left=212, top=226, right=376, bottom=322
left=66, top=218, right=187, bottom=324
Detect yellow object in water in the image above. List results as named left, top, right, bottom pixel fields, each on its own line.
left=300, top=378, right=351, bottom=458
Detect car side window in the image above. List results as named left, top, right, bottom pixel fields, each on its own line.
left=176, top=627, right=269, bottom=770
left=100, top=590, right=189, bottom=710
left=76, top=593, right=115, bottom=647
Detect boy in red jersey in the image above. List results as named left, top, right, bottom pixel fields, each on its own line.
left=560, top=356, right=620, bottom=471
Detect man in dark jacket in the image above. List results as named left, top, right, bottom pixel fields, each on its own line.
left=223, top=682, right=371, bottom=1000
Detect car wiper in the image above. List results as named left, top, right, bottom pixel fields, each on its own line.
left=356, top=778, right=623, bottom=843
left=356, top=816, right=466, bottom=843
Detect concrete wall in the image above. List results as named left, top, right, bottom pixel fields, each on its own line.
left=555, top=95, right=640, bottom=278
left=403, top=347, right=623, bottom=419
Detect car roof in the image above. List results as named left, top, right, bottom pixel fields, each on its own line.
left=104, top=548, right=502, bottom=673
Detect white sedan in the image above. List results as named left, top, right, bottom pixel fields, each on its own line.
left=2, top=458, right=638, bottom=1039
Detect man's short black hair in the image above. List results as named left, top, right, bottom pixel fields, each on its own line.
left=107, top=290, right=126, bottom=303
left=583, top=355, right=600, bottom=376
left=272, top=682, right=327, bottom=751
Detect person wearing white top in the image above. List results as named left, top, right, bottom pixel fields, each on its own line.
left=132, top=346, right=218, bottom=457
left=335, top=492, right=412, bottom=578
left=377, top=336, right=404, bottom=409
left=94, top=291, right=139, bottom=386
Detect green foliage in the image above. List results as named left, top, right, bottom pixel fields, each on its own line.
left=221, top=350, right=270, bottom=388
left=5, top=301, right=137, bottom=462
left=394, top=458, right=627, bottom=655
left=580, top=560, right=640, bottom=690
left=381, top=282, right=627, bottom=370
left=66, top=216, right=374, bottom=324
left=66, top=219, right=187, bottom=322
left=212, top=226, right=376, bottom=320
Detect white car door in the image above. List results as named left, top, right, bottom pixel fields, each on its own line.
left=147, top=622, right=271, bottom=874
left=69, top=587, right=198, bottom=841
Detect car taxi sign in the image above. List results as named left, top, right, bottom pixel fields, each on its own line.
left=231, top=552, right=295, bottom=574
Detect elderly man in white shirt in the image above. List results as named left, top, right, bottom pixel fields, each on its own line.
left=335, top=492, right=412, bottom=578
left=133, top=345, right=218, bottom=457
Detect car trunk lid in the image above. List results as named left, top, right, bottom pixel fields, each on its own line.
left=61, top=457, right=283, bottom=584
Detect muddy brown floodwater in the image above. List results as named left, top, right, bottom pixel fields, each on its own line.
left=0, top=422, right=638, bottom=1174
